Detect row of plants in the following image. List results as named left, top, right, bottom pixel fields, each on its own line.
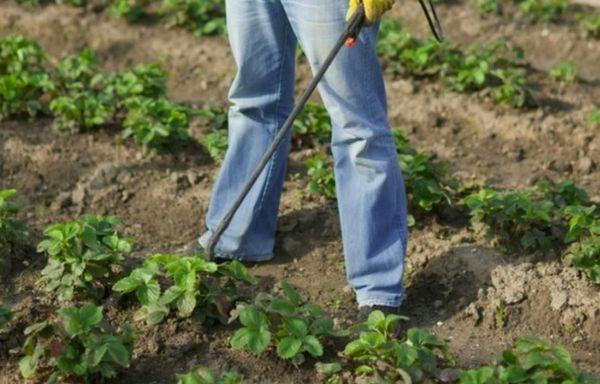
left=471, top=0, right=600, bottom=36
left=15, top=0, right=227, bottom=37
left=1, top=188, right=598, bottom=382
left=0, top=35, right=204, bottom=153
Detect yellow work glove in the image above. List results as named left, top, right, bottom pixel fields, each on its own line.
left=347, top=0, right=395, bottom=25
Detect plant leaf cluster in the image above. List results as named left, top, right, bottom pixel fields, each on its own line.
left=37, top=215, right=133, bottom=301
left=457, top=336, right=597, bottom=383
left=0, top=35, right=54, bottom=119
left=113, top=253, right=257, bottom=325
left=176, top=366, right=243, bottom=384
left=19, top=304, right=135, bottom=382
left=0, top=189, right=28, bottom=254
left=305, top=154, right=336, bottom=200
left=230, top=282, right=344, bottom=365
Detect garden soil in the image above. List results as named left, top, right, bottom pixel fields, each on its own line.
left=0, top=1, right=599, bottom=383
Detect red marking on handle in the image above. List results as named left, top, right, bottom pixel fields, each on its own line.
left=345, top=37, right=357, bottom=47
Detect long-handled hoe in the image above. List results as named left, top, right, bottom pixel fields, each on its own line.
left=205, top=1, right=443, bottom=261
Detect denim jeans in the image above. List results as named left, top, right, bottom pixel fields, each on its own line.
left=199, top=0, right=409, bottom=307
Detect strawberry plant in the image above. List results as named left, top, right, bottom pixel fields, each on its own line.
left=377, top=19, right=446, bottom=77
left=200, top=106, right=229, bottom=161
left=19, top=304, right=135, bottom=382
left=230, top=282, right=343, bottom=365
left=576, top=13, right=600, bottom=39
left=565, top=235, right=600, bottom=285
left=0, top=305, right=12, bottom=330
left=122, top=97, right=191, bottom=152
left=37, top=215, right=133, bottom=301
left=305, top=154, right=336, bottom=200
left=393, top=129, right=454, bottom=214
left=589, top=109, right=600, bottom=125
left=0, top=189, right=28, bottom=255
left=538, top=180, right=591, bottom=209
left=113, top=253, right=257, bottom=325
left=110, top=0, right=151, bottom=21
left=176, top=366, right=243, bottom=384
left=457, top=336, right=596, bottom=383
left=108, top=62, right=168, bottom=103
left=561, top=205, right=599, bottom=243
left=339, top=310, right=454, bottom=383
left=160, top=0, right=227, bottom=36
left=549, top=60, right=577, bottom=84
left=464, top=187, right=557, bottom=251
left=517, top=0, right=569, bottom=21
left=473, top=0, right=500, bottom=14
left=292, top=103, right=331, bottom=148
left=50, top=48, right=115, bottom=132
left=0, top=35, right=54, bottom=119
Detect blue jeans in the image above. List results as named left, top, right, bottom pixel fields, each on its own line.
left=199, top=0, right=408, bottom=307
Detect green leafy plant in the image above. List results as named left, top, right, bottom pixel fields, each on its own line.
left=377, top=19, right=446, bottom=77
left=56, top=0, right=88, bottom=6
left=464, top=187, right=557, bottom=251
left=0, top=35, right=54, bottom=119
left=122, top=97, right=191, bottom=152
left=50, top=48, right=115, bottom=132
left=0, top=305, right=12, bottom=330
left=199, top=106, right=229, bottom=161
left=473, top=0, right=500, bottom=14
left=457, top=336, right=596, bottom=383
left=576, top=13, right=600, bottom=39
left=561, top=205, right=599, bottom=243
left=177, top=366, right=243, bottom=384
left=518, top=0, right=569, bottom=21
left=305, top=154, right=336, bottom=200
left=549, top=60, right=577, bottom=84
left=19, top=304, right=135, bottom=382
left=110, top=0, right=151, bottom=21
left=292, top=103, right=331, bottom=148
left=341, top=310, right=454, bottom=382
left=393, top=129, right=454, bottom=213
left=113, top=253, right=257, bottom=325
left=109, top=62, right=168, bottom=103
left=37, top=215, right=133, bottom=301
left=230, top=282, right=343, bottom=365
left=160, top=0, right=227, bottom=36
left=589, top=109, right=600, bottom=125
left=0, top=189, right=28, bottom=254
left=565, top=235, right=600, bottom=285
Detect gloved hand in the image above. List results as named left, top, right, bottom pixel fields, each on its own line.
left=347, top=0, right=395, bottom=25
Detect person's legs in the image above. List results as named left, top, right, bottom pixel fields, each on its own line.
left=282, top=0, right=408, bottom=307
left=199, top=0, right=297, bottom=261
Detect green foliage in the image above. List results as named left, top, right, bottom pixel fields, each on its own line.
left=518, top=0, right=569, bottom=21
left=473, top=0, right=500, bottom=14
left=177, top=366, right=243, bottom=384
left=342, top=311, right=453, bottom=382
left=110, top=0, right=151, bottom=21
left=305, top=154, right=336, bottom=200
left=465, top=187, right=557, bottom=251
left=109, top=62, right=168, bottom=103
left=50, top=48, right=115, bottom=132
left=393, top=129, right=454, bottom=213
left=0, top=35, right=54, bottom=119
left=589, top=109, right=600, bottom=125
left=565, top=235, right=600, bottom=285
left=377, top=19, right=446, bottom=77
left=16, top=0, right=40, bottom=6
left=230, top=282, right=343, bottom=365
left=576, top=13, right=600, bottom=39
left=19, top=304, right=135, bottom=382
left=0, top=189, right=28, bottom=252
left=200, top=106, right=229, bottom=161
left=457, top=336, right=596, bottom=383
left=0, top=305, right=12, bottom=330
left=160, top=0, right=227, bottom=36
left=56, top=0, right=88, bottom=6
left=549, top=60, right=577, bottom=84
left=114, top=253, right=257, bottom=325
left=292, top=103, right=332, bottom=148
left=37, top=215, right=132, bottom=301
left=122, top=97, right=191, bottom=152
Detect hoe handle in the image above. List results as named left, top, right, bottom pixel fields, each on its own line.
left=204, top=5, right=366, bottom=261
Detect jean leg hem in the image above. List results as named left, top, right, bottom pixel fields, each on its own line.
left=356, top=292, right=406, bottom=308
left=197, top=234, right=274, bottom=262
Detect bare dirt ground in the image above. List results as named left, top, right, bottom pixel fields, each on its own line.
left=0, top=0, right=599, bottom=382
